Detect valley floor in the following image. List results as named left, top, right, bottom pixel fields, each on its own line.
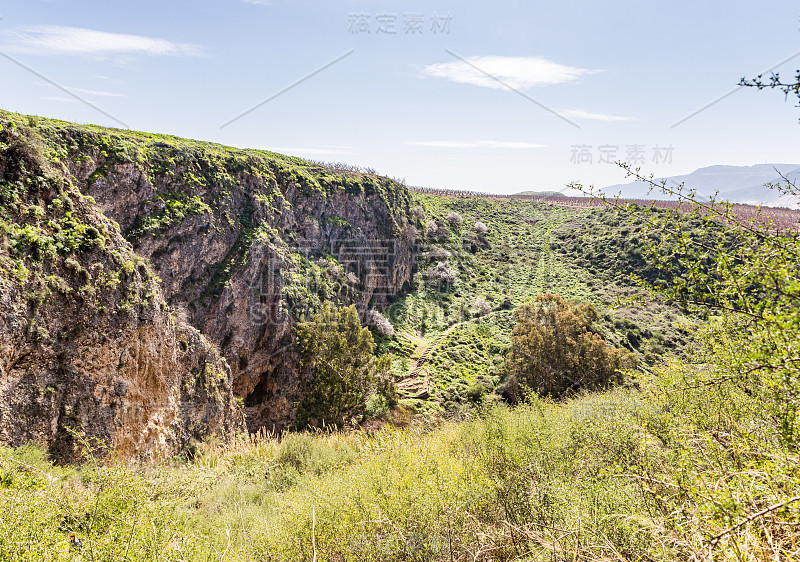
left=385, top=195, right=697, bottom=412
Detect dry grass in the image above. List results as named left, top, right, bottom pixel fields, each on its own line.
left=1, top=357, right=798, bottom=560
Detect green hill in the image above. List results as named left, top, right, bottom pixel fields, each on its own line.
left=2, top=111, right=798, bottom=560
left=385, top=195, right=697, bottom=414
left=0, top=110, right=697, bottom=444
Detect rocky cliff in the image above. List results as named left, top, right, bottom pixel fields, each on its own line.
left=0, top=116, right=245, bottom=461
left=0, top=112, right=417, bottom=444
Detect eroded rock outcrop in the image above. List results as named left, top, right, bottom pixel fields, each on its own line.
left=28, top=114, right=418, bottom=432
left=0, top=118, right=243, bottom=461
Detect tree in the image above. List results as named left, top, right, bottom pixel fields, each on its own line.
left=740, top=70, right=800, bottom=122
left=425, top=261, right=457, bottom=289
left=566, top=66, right=800, bottom=442
left=295, top=303, right=395, bottom=429
left=503, top=294, right=635, bottom=400
left=366, top=309, right=394, bottom=337
left=589, top=161, right=800, bottom=444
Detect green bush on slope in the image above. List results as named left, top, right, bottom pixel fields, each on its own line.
left=503, top=293, right=637, bottom=400
left=295, top=303, right=397, bottom=429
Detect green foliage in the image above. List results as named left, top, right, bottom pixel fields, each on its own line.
left=596, top=164, right=800, bottom=448
left=5, top=368, right=798, bottom=560
left=504, top=293, right=636, bottom=399
left=295, top=303, right=396, bottom=428
left=126, top=192, right=211, bottom=238
left=265, top=433, right=358, bottom=490
left=0, top=114, right=160, bottom=337
left=383, top=194, right=696, bottom=408
left=1, top=76, right=798, bottom=561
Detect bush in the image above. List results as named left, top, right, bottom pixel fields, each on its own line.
left=445, top=211, right=463, bottom=227
left=294, top=303, right=395, bottom=428
left=425, top=245, right=451, bottom=260
left=503, top=293, right=635, bottom=399
left=425, top=261, right=457, bottom=288
left=366, top=309, right=394, bottom=337
left=271, top=433, right=353, bottom=476
left=472, top=296, right=492, bottom=316
left=425, top=219, right=439, bottom=238
left=410, top=204, right=426, bottom=223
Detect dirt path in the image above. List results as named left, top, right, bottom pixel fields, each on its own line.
left=395, top=312, right=499, bottom=399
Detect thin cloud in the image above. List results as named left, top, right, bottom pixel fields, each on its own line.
left=421, top=55, right=596, bottom=90
left=242, top=0, right=271, bottom=4
left=33, top=81, right=125, bottom=97
left=560, top=109, right=631, bottom=122
left=409, top=140, right=546, bottom=149
left=5, top=26, right=203, bottom=58
left=70, top=87, right=126, bottom=98
left=42, top=96, right=75, bottom=102
left=270, top=146, right=356, bottom=157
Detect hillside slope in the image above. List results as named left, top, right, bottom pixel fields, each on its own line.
left=0, top=117, right=243, bottom=462
left=1, top=111, right=702, bottom=454
left=3, top=111, right=417, bottom=434
left=380, top=195, right=697, bottom=413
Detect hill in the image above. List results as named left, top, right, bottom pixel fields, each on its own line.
left=0, top=110, right=707, bottom=455
left=0, top=111, right=416, bottom=456
left=0, top=116, right=243, bottom=461
left=602, top=163, right=800, bottom=207
left=388, top=195, right=697, bottom=413
left=513, top=190, right=566, bottom=197
left=1, top=112, right=799, bottom=560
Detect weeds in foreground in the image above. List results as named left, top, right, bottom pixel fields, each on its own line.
left=2, top=343, right=798, bottom=561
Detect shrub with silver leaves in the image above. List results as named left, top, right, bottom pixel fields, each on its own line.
left=366, top=309, right=395, bottom=337
left=445, top=211, right=463, bottom=226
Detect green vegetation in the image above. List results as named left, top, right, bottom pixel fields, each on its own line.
left=602, top=164, right=800, bottom=448
left=2, top=345, right=797, bottom=560
left=382, top=194, right=697, bottom=411
left=126, top=193, right=212, bottom=239
left=295, top=303, right=396, bottom=428
left=0, top=109, right=413, bottom=317
left=2, top=87, right=800, bottom=559
left=0, top=116, right=157, bottom=319
left=503, top=293, right=636, bottom=400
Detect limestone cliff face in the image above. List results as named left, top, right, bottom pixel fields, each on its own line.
left=35, top=119, right=417, bottom=432
left=0, top=118, right=244, bottom=461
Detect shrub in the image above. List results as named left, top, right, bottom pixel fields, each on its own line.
left=410, top=204, right=426, bottom=223
left=400, top=223, right=418, bottom=242
left=445, top=211, right=463, bottom=227
left=271, top=433, right=353, bottom=476
left=425, top=245, right=451, bottom=260
left=425, top=219, right=439, bottom=238
left=425, top=261, right=457, bottom=288
left=503, top=293, right=635, bottom=400
left=295, top=303, right=394, bottom=428
left=366, top=309, right=395, bottom=338
left=472, top=296, right=492, bottom=316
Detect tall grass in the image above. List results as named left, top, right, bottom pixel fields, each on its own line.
left=1, top=355, right=798, bottom=560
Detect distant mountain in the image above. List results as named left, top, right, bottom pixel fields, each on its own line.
left=514, top=190, right=567, bottom=197
left=601, top=164, right=800, bottom=208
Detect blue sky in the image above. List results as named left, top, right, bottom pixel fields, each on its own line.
left=0, top=0, right=798, bottom=193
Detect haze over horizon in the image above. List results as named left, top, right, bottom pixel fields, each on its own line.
left=1, top=0, right=799, bottom=193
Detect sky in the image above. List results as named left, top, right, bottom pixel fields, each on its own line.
left=0, top=0, right=798, bottom=194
